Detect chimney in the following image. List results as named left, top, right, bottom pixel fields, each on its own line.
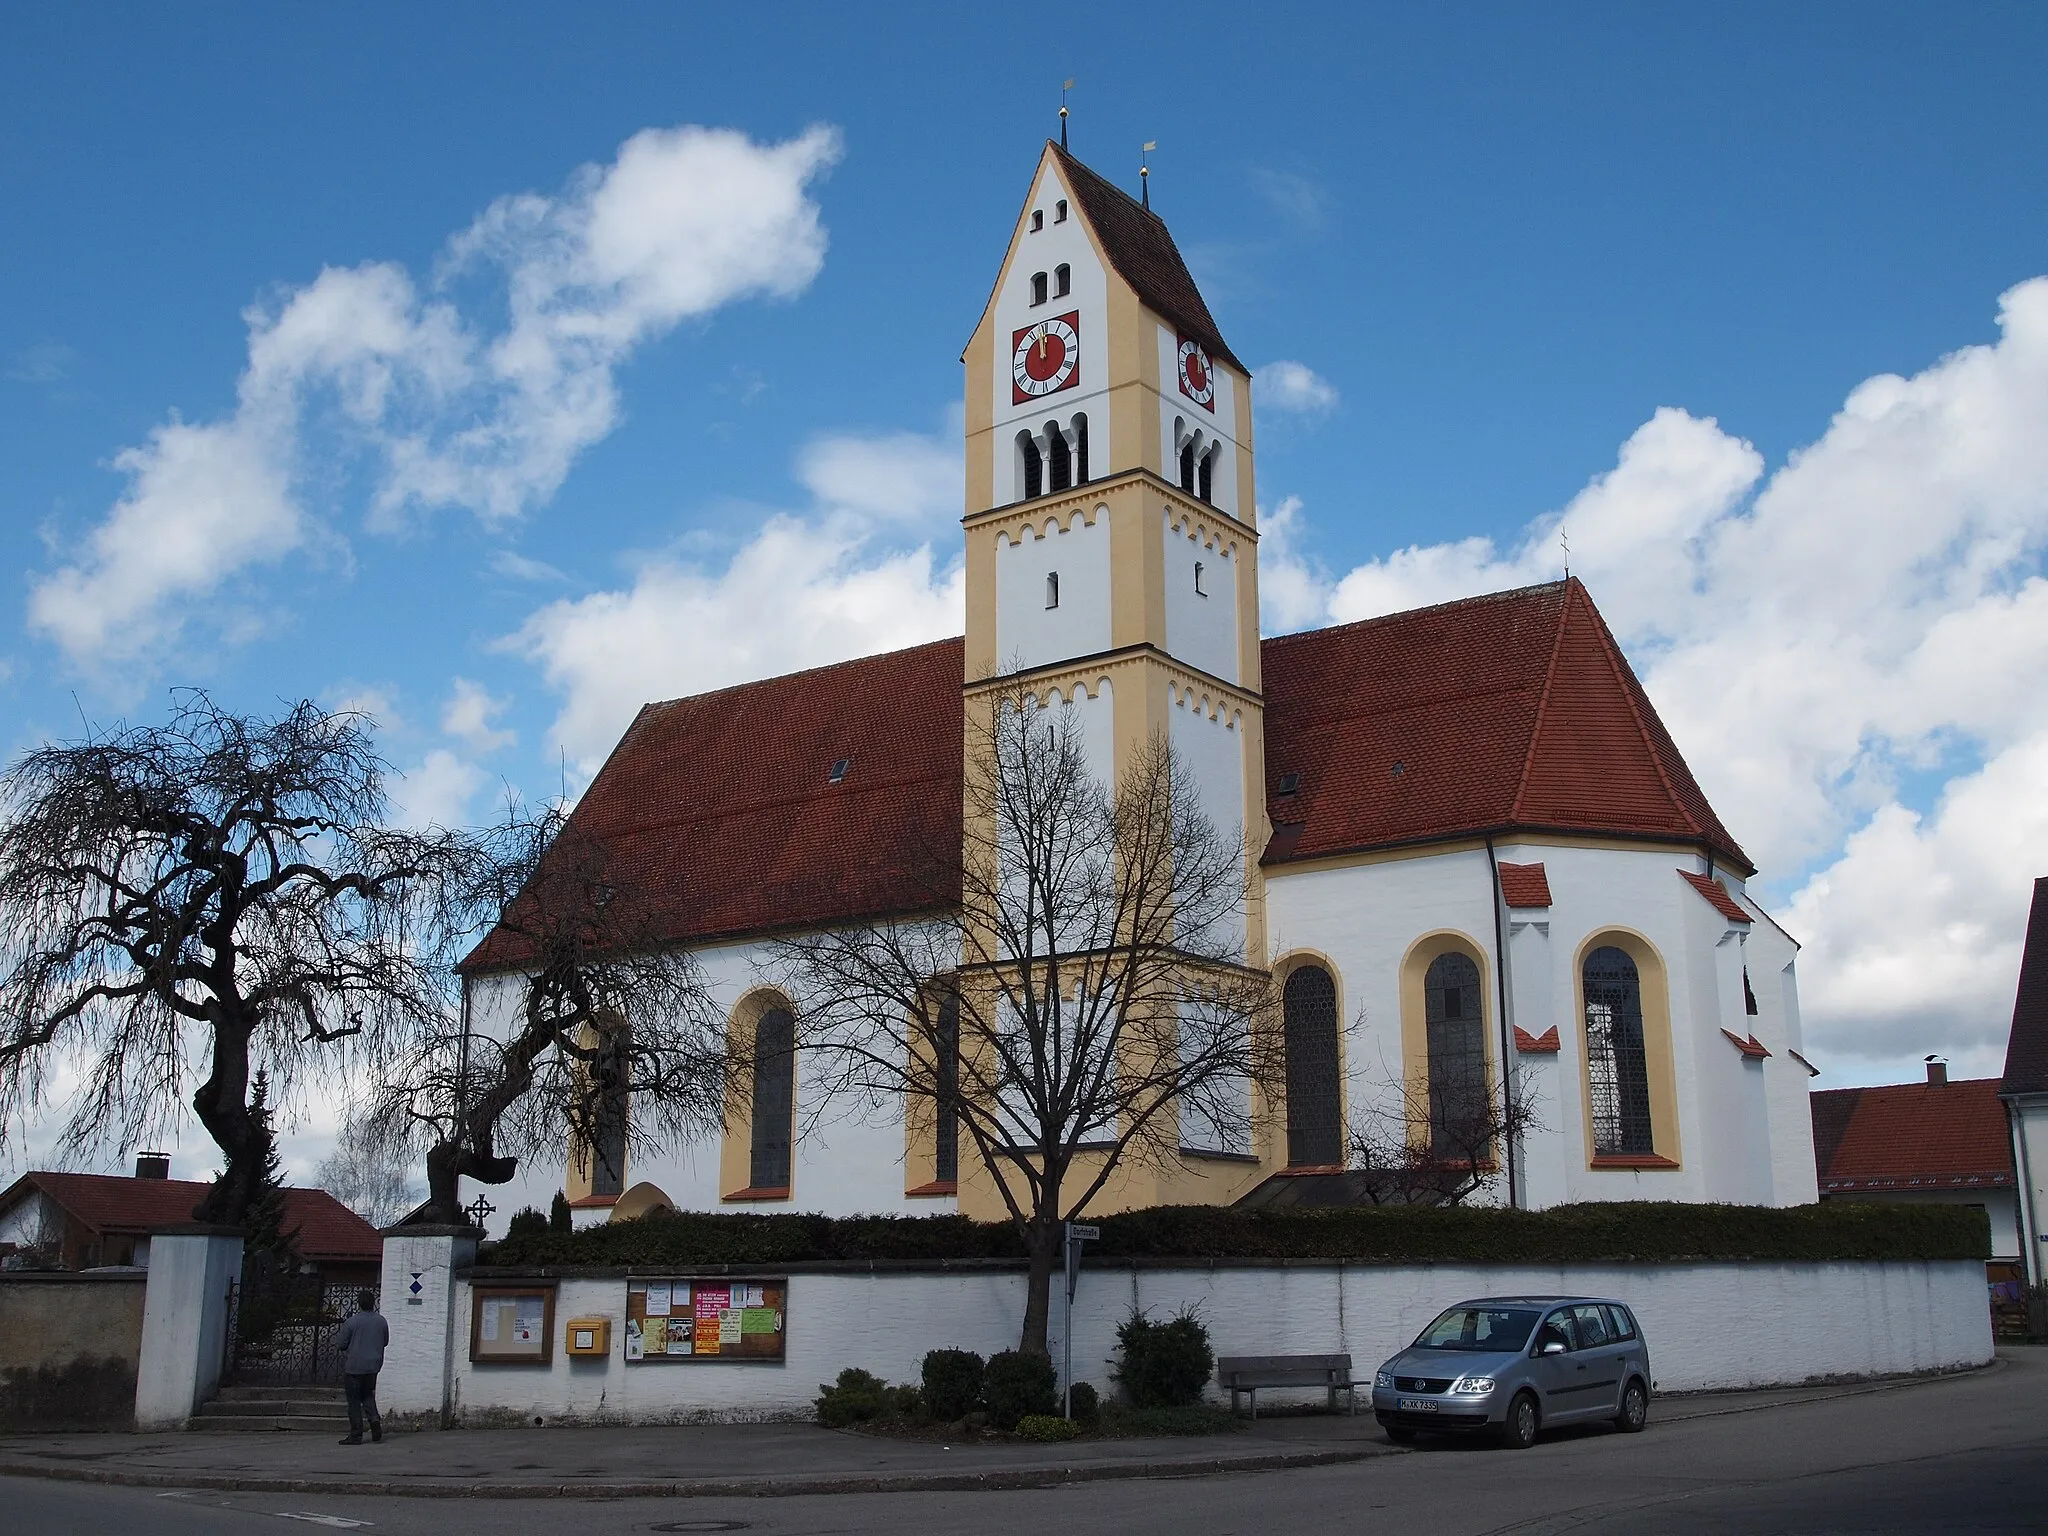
left=134, top=1152, right=170, bottom=1179
left=1925, top=1060, right=1948, bottom=1087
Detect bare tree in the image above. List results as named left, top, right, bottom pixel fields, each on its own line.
left=0, top=695, right=466, bottom=1225
left=313, top=1112, right=421, bottom=1230
left=362, top=803, right=731, bottom=1224
left=1346, top=1050, right=1542, bottom=1206
left=775, top=688, right=1279, bottom=1356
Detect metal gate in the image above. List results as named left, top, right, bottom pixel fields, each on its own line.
left=222, top=1272, right=377, bottom=1385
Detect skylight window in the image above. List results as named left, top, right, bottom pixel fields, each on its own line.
left=1276, top=772, right=1300, bottom=795
left=828, top=758, right=852, bottom=784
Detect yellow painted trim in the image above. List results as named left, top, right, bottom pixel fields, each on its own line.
left=1572, top=928, right=1684, bottom=1169
left=1397, top=932, right=1498, bottom=1150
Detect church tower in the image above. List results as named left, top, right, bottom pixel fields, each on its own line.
left=959, top=142, right=1272, bottom=1086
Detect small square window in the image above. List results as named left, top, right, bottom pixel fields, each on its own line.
left=1276, top=772, right=1301, bottom=795
left=828, top=758, right=852, bottom=784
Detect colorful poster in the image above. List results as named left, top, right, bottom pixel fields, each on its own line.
left=740, top=1307, right=778, bottom=1335
left=694, top=1286, right=730, bottom=1356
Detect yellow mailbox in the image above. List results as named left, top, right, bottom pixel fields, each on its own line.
left=564, top=1316, right=612, bottom=1357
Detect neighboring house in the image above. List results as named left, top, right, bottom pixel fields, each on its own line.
left=0, top=1159, right=382, bottom=1285
left=1811, top=1064, right=2021, bottom=1260
left=2003, top=875, right=2048, bottom=1286
left=465, top=140, right=1821, bottom=1230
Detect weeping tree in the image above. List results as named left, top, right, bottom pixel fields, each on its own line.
left=357, top=803, right=731, bottom=1225
left=0, top=694, right=468, bottom=1226
left=775, top=687, right=1281, bottom=1356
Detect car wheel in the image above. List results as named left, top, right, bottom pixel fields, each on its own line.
left=1383, top=1425, right=1417, bottom=1444
left=1614, top=1379, right=1649, bottom=1434
left=1498, top=1391, right=1539, bottom=1450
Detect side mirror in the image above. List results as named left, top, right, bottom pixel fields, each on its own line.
left=1539, top=1340, right=1567, bottom=1357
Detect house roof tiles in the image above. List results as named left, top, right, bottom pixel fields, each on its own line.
left=0, top=1172, right=382, bottom=1263
left=1497, top=861, right=1553, bottom=909
left=1809, top=1077, right=2015, bottom=1190
left=1680, top=870, right=1753, bottom=923
left=2001, top=876, right=2048, bottom=1096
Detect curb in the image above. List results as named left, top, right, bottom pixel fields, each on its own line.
left=0, top=1444, right=1389, bottom=1500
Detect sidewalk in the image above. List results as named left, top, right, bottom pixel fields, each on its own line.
left=0, top=1363, right=1995, bottom=1501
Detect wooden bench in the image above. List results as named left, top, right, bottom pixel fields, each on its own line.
left=1216, top=1353, right=1357, bottom=1418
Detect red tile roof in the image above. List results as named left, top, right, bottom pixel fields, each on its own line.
left=2001, top=876, right=2048, bottom=1096
left=1514, top=1026, right=1561, bottom=1053
left=1050, top=144, right=1243, bottom=372
left=1680, top=870, right=1753, bottom=923
left=0, top=1172, right=382, bottom=1262
left=1497, top=861, right=1553, bottom=908
left=1720, top=1028, right=1771, bottom=1059
left=1810, top=1078, right=2015, bottom=1190
left=1259, top=580, right=1750, bottom=872
left=468, top=581, right=1752, bottom=959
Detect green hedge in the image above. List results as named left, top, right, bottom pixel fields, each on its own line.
left=480, top=1199, right=1988, bottom=1269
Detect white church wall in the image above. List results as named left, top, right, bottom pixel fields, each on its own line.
left=1155, top=323, right=1242, bottom=519
left=994, top=507, right=1111, bottom=672
left=433, top=1255, right=1991, bottom=1424
left=1266, top=839, right=1821, bottom=1211
left=1168, top=690, right=1248, bottom=961
left=990, top=164, right=1112, bottom=507
left=1162, top=509, right=1240, bottom=684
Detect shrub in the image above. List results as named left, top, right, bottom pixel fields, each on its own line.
left=1113, top=1308, right=1214, bottom=1408
left=983, top=1349, right=1058, bottom=1429
left=1067, top=1380, right=1100, bottom=1423
left=815, top=1367, right=893, bottom=1428
left=504, top=1207, right=548, bottom=1239
left=480, top=1200, right=1988, bottom=1269
left=922, top=1348, right=986, bottom=1420
left=1016, top=1413, right=1078, bottom=1441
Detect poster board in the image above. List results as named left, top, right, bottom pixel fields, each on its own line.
left=624, top=1277, right=787, bottom=1363
left=470, top=1284, right=557, bottom=1365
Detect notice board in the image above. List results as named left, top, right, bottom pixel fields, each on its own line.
left=470, top=1284, right=556, bottom=1365
left=623, top=1277, right=787, bottom=1362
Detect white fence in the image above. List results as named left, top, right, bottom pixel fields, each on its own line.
left=376, top=1235, right=1993, bottom=1426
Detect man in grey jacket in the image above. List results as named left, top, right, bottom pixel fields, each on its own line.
left=336, top=1291, right=388, bottom=1445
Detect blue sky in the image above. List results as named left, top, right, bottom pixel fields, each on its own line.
left=5, top=5, right=2048, bottom=1174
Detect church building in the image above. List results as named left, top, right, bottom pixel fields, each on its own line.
left=472, top=142, right=1821, bottom=1226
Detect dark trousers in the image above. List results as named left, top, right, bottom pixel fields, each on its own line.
left=343, top=1371, right=381, bottom=1437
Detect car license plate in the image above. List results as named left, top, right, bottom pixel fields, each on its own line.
left=1399, top=1398, right=1438, bottom=1413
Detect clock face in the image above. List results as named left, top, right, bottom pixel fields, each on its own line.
left=1177, top=336, right=1215, bottom=410
left=1012, top=312, right=1081, bottom=404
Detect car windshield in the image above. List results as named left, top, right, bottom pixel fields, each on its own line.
left=1413, top=1306, right=1542, bottom=1352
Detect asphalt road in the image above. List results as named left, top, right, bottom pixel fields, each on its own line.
left=10, top=1350, right=2045, bottom=1535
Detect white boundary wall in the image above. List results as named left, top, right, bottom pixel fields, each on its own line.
left=418, top=1256, right=1991, bottom=1425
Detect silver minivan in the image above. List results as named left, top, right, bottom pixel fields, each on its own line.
left=1370, top=1296, right=1652, bottom=1449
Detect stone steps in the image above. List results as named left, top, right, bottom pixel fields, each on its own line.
left=195, top=1383, right=353, bottom=1432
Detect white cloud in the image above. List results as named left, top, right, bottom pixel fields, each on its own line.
left=512, top=426, right=964, bottom=775
left=389, top=747, right=487, bottom=831
left=1280, top=276, right=2048, bottom=1083
left=29, top=123, right=843, bottom=674
left=441, top=677, right=515, bottom=755
left=1256, top=360, right=1339, bottom=415
left=1257, top=496, right=1331, bottom=634
left=489, top=549, right=568, bottom=583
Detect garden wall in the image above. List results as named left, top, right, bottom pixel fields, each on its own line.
left=415, top=1256, right=1990, bottom=1426
left=0, top=1270, right=147, bottom=1430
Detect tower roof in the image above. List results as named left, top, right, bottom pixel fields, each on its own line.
left=2001, top=876, right=2048, bottom=1095
left=1048, top=143, right=1243, bottom=372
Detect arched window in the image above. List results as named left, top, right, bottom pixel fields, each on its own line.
left=1047, top=421, right=1072, bottom=492
left=750, top=1006, right=796, bottom=1190
left=1072, top=413, right=1089, bottom=483
left=1583, top=947, right=1653, bottom=1156
left=1055, top=198, right=1068, bottom=222
left=1054, top=263, right=1071, bottom=298
left=1031, top=209, right=1044, bottom=232
left=1179, top=438, right=1197, bottom=494
left=1424, top=952, right=1487, bottom=1156
left=1031, top=271, right=1048, bottom=305
left=1197, top=443, right=1215, bottom=503
left=1018, top=430, right=1042, bottom=501
left=1282, top=965, right=1342, bottom=1166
